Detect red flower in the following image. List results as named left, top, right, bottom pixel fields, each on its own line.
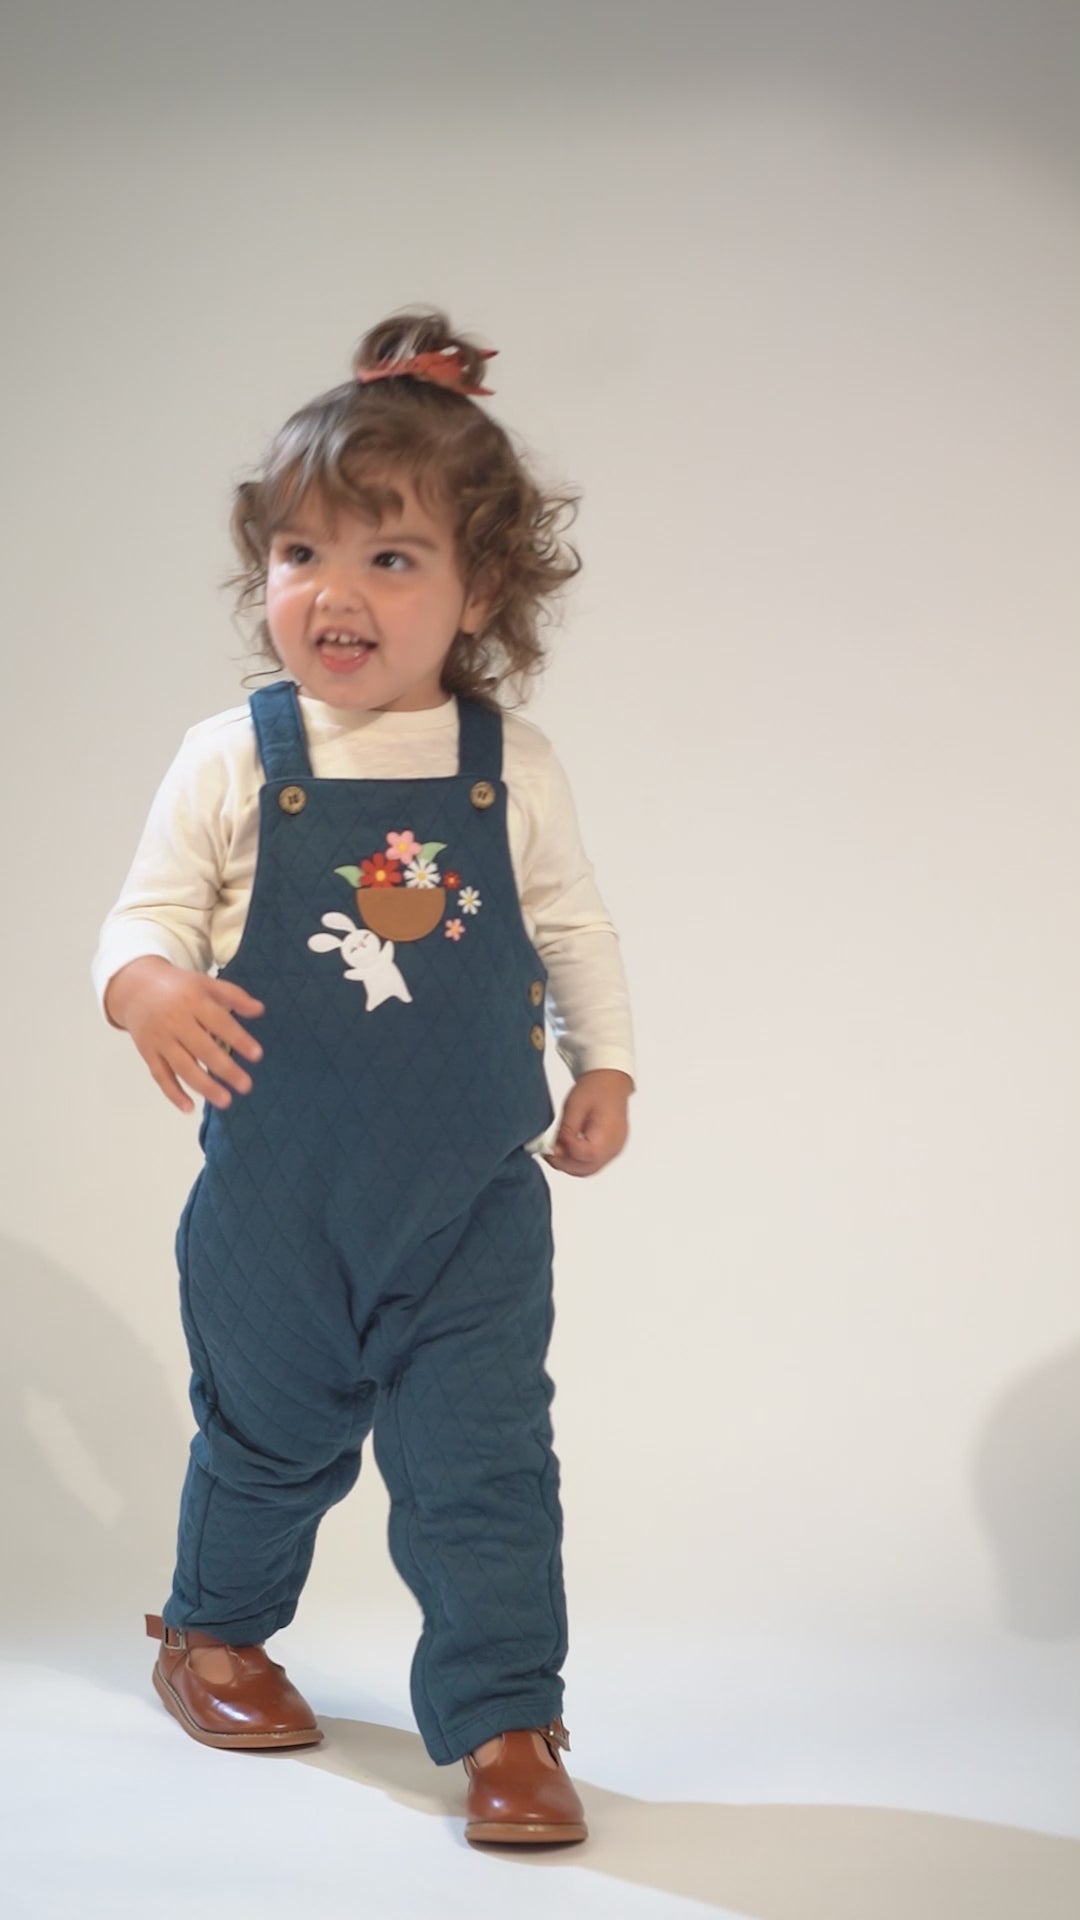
left=360, top=853, right=403, bottom=889
left=443, top=870, right=461, bottom=890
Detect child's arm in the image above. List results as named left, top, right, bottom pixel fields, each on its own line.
left=94, top=717, right=264, bottom=1113
left=517, top=742, right=635, bottom=1179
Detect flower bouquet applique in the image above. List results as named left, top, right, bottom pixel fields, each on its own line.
left=307, top=827, right=483, bottom=1011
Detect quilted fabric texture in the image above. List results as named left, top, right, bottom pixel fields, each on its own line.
left=162, top=684, right=567, bottom=1764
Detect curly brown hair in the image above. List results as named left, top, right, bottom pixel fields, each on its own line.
left=226, top=309, right=581, bottom=708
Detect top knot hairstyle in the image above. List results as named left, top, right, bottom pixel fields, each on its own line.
left=227, top=310, right=582, bottom=707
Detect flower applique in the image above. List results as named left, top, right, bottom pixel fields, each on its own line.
left=361, top=853, right=402, bottom=889
left=311, top=826, right=484, bottom=1007
left=386, top=830, right=422, bottom=864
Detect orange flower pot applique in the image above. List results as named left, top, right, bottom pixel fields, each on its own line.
left=307, top=827, right=483, bottom=1011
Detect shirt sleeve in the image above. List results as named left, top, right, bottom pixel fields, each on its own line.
left=90, top=729, right=231, bottom=1025
left=519, top=745, right=636, bottom=1085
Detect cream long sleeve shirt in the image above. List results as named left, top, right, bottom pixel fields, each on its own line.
left=92, top=689, right=635, bottom=1085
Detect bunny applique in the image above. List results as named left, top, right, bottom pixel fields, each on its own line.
left=307, top=913, right=412, bottom=1012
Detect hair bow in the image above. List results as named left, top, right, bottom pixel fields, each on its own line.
left=356, top=346, right=497, bottom=397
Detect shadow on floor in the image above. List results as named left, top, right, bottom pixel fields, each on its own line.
left=289, top=1715, right=1080, bottom=1917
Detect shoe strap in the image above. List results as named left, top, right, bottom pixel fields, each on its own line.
left=145, top=1612, right=256, bottom=1652
left=463, top=1718, right=572, bottom=1772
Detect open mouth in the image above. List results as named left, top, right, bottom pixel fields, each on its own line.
left=316, top=634, right=376, bottom=671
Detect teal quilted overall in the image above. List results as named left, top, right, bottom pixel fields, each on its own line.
left=162, top=683, right=568, bottom=1763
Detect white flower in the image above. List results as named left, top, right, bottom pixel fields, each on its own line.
left=404, top=858, right=441, bottom=890
left=458, top=886, right=482, bottom=915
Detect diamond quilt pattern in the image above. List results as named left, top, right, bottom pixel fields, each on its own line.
left=165, top=685, right=567, bottom=1763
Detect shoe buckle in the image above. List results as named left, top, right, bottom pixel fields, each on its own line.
left=538, top=1719, right=571, bottom=1753
left=161, top=1626, right=189, bottom=1650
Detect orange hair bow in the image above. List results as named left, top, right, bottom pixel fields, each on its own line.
left=356, top=346, right=497, bottom=397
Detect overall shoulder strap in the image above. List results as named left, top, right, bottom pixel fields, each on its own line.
left=456, top=696, right=504, bottom=783
left=249, top=681, right=314, bottom=782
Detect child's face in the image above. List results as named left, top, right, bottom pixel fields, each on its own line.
left=264, top=478, right=488, bottom=712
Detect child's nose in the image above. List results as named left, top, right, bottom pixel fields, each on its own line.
left=316, top=580, right=363, bottom=611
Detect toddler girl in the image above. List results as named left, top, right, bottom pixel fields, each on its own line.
left=92, top=310, right=635, bottom=1847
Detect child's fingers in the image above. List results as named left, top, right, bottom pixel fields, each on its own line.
left=206, top=978, right=265, bottom=1018
left=543, top=1145, right=602, bottom=1178
left=543, top=1123, right=606, bottom=1177
left=190, top=1028, right=255, bottom=1097
left=201, top=984, right=265, bottom=1062
left=147, top=1054, right=196, bottom=1114
left=135, top=1018, right=255, bottom=1102
left=162, top=1042, right=235, bottom=1109
left=222, top=1020, right=264, bottom=1064
left=186, top=1016, right=259, bottom=1089
left=563, top=1128, right=601, bottom=1159
left=543, top=1094, right=630, bottom=1175
left=561, top=1114, right=605, bottom=1156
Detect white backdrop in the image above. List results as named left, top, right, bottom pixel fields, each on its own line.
left=2, top=0, right=1079, bottom=1793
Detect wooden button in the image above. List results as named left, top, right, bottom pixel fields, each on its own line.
left=529, top=1025, right=545, bottom=1051
left=278, top=785, right=307, bottom=815
left=529, top=980, right=545, bottom=1007
left=469, top=781, right=496, bottom=810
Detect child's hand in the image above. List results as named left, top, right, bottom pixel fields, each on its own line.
left=104, top=957, right=265, bottom=1115
left=543, top=1069, right=634, bottom=1179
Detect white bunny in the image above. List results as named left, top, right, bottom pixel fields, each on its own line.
left=307, top=912, right=413, bottom=1012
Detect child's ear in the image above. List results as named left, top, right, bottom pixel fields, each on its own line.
left=461, top=566, right=498, bottom=636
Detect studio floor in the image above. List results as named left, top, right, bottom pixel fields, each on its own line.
left=4, top=1614, right=1078, bottom=1920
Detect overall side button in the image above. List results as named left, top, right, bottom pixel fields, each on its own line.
left=470, top=781, right=496, bottom=810
left=279, top=785, right=307, bottom=815
left=530, top=1025, right=545, bottom=1052
left=529, top=980, right=545, bottom=1007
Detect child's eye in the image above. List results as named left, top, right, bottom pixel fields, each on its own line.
left=281, top=543, right=314, bottom=565
left=372, top=550, right=410, bottom=572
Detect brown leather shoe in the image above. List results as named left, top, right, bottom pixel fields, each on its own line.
left=145, top=1614, right=323, bottom=1750
left=463, top=1718, right=588, bottom=1845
